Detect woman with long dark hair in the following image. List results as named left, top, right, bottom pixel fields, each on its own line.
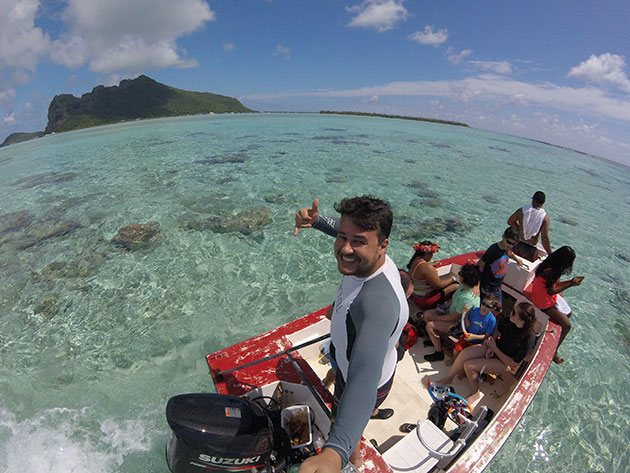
left=531, top=245, right=584, bottom=364
left=435, top=301, right=538, bottom=406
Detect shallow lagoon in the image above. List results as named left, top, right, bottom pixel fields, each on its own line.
left=0, top=113, right=628, bottom=472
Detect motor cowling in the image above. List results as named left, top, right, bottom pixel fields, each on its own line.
left=166, top=393, right=274, bottom=473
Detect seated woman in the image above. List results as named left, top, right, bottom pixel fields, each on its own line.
left=435, top=301, right=537, bottom=407
left=531, top=246, right=584, bottom=364
left=407, top=241, right=459, bottom=314
left=422, top=263, right=481, bottom=362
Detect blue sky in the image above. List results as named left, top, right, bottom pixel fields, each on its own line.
left=2, top=0, right=630, bottom=165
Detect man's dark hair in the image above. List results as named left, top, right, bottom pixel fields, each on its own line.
left=503, top=226, right=519, bottom=241
left=532, top=191, right=546, bottom=205
left=334, top=195, right=393, bottom=241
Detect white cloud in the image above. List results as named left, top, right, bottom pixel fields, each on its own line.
left=568, top=53, right=630, bottom=92
left=3, top=112, right=16, bottom=125
left=0, top=87, right=16, bottom=107
left=274, top=44, right=291, bottom=60
left=0, top=0, right=51, bottom=82
left=245, top=74, right=630, bottom=123
left=52, top=0, right=215, bottom=74
left=90, top=38, right=198, bottom=73
left=346, top=0, right=409, bottom=32
left=408, top=25, right=448, bottom=47
left=222, top=42, right=235, bottom=52
left=50, top=34, right=88, bottom=68
left=469, top=60, right=512, bottom=75
left=447, top=48, right=472, bottom=65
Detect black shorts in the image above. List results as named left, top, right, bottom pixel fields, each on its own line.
left=332, top=370, right=395, bottom=415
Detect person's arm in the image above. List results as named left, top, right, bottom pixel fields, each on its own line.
left=312, top=215, right=339, bottom=237
left=508, top=250, right=529, bottom=267
left=294, top=199, right=321, bottom=235
left=323, top=292, right=398, bottom=467
left=485, top=336, right=520, bottom=370
left=507, top=208, right=522, bottom=230
left=466, top=332, right=486, bottom=342
left=540, top=216, right=552, bottom=255
left=417, top=264, right=457, bottom=290
left=548, top=276, right=584, bottom=295
left=293, top=198, right=340, bottom=237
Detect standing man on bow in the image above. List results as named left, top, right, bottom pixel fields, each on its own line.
left=508, top=191, right=552, bottom=261
left=295, top=196, right=408, bottom=473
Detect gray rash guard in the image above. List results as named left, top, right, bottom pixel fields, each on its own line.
left=312, top=214, right=340, bottom=236
left=311, top=216, right=408, bottom=465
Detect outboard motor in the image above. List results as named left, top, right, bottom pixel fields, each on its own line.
left=166, top=393, right=277, bottom=473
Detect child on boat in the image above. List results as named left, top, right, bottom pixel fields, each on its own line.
left=434, top=301, right=537, bottom=407
left=452, top=294, right=497, bottom=355
left=478, top=227, right=520, bottom=310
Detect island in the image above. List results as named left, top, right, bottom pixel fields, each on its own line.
left=1, top=131, right=46, bottom=147
left=319, top=110, right=469, bottom=127
left=1, top=75, right=255, bottom=147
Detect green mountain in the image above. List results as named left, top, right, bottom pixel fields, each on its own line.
left=1, top=131, right=46, bottom=147
left=45, top=75, right=255, bottom=133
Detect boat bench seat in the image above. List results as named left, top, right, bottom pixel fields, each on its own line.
left=382, top=420, right=453, bottom=473
left=383, top=406, right=489, bottom=473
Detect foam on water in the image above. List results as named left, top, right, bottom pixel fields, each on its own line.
left=0, top=114, right=628, bottom=472
left=0, top=406, right=153, bottom=473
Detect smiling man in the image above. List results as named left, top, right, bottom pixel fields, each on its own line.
left=296, top=196, right=408, bottom=473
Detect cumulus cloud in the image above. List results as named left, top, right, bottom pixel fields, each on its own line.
left=447, top=48, right=473, bottom=65
left=222, top=42, right=235, bottom=52
left=408, top=25, right=448, bottom=47
left=469, top=60, right=512, bottom=75
left=274, top=44, right=291, bottom=60
left=568, top=53, right=630, bottom=92
left=51, top=0, right=215, bottom=74
left=346, top=0, right=409, bottom=32
left=0, top=0, right=51, bottom=85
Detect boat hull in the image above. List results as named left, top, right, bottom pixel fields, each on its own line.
left=206, top=251, right=560, bottom=472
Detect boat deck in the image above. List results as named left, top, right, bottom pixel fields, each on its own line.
left=304, top=327, right=513, bottom=453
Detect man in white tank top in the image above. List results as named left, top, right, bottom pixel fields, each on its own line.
left=507, top=191, right=552, bottom=260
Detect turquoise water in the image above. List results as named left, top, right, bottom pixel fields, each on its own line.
left=0, top=113, right=628, bottom=472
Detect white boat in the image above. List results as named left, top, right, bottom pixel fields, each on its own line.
left=165, top=250, right=560, bottom=473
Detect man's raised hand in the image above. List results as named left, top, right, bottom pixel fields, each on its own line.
left=293, top=198, right=320, bottom=236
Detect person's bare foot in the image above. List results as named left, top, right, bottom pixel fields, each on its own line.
left=466, top=390, right=481, bottom=407
left=433, top=376, right=453, bottom=386
left=553, top=354, right=565, bottom=364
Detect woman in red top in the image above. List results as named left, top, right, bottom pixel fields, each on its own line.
left=406, top=241, right=459, bottom=316
left=532, top=246, right=584, bottom=364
